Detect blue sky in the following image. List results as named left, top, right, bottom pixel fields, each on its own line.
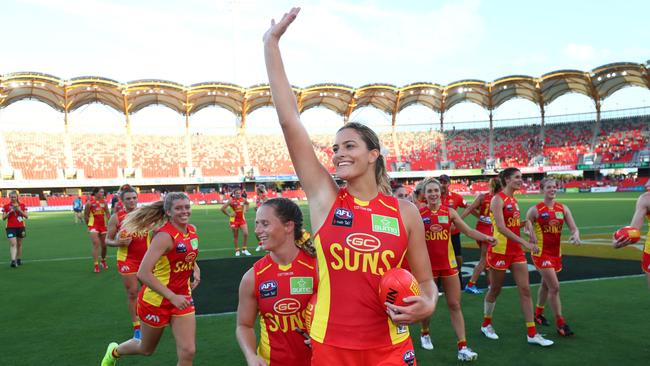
left=1, top=0, right=649, bottom=132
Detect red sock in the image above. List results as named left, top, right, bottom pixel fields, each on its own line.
left=535, top=305, right=544, bottom=317
left=457, top=339, right=467, bottom=350
left=467, top=280, right=476, bottom=288
left=482, top=316, right=492, bottom=327
left=556, top=316, right=566, bottom=328
left=526, top=322, right=537, bottom=337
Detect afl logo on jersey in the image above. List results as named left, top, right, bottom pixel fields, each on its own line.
left=176, top=242, right=187, bottom=253
left=346, top=233, right=381, bottom=252
left=422, top=216, right=431, bottom=225
left=259, top=280, right=278, bottom=299
left=506, top=204, right=514, bottom=211
left=541, top=212, right=550, bottom=220
left=332, top=208, right=353, bottom=227
left=273, top=298, right=301, bottom=315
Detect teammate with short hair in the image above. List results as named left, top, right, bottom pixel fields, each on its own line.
left=525, top=177, right=580, bottom=337
left=480, top=168, right=554, bottom=347
left=236, top=197, right=317, bottom=366
left=101, top=192, right=201, bottom=366
left=2, top=191, right=28, bottom=268
left=265, top=8, right=437, bottom=365
left=460, top=178, right=502, bottom=294
left=613, top=178, right=650, bottom=289
left=105, top=186, right=149, bottom=340
left=418, top=178, right=494, bottom=361
left=222, top=188, right=251, bottom=256
left=85, top=187, right=110, bottom=273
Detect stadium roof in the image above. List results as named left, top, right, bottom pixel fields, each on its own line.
left=0, top=61, right=648, bottom=125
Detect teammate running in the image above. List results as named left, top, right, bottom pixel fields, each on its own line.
left=265, top=8, right=436, bottom=365
left=101, top=192, right=201, bottom=366
left=2, top=191, right=28, bottom=268
left=105, top=186, right=149, bottom=340
left=480, top=168, right=554, bottom=347
left=236, top=197, right=317, bottom=366
left=525, top=177, right=581, bottom=337
left=222, top=187, right=251, bottom=256
left=84, top=187, right=110, bottom=272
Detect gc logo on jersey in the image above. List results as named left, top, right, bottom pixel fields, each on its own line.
left=346, top=233, right=381, bottom=252
left=273, top=298, right=301, bottom=315
left=332, top=208, right=353, bottom=227
left=259, top=280, right=278, bottom=298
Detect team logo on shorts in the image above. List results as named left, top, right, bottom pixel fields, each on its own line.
left=176, top=242, right=187, bottom=253
left=332, top=208, right=353, bottom=227
left=259, top=280, right=278, bottom=298
left=120, top=264, right=130, bottom=272
left=144, top=314, right=161, bottom=324
left=403, top=350, right=416, bottom=366
left=422, top=217, right=431, bottom=225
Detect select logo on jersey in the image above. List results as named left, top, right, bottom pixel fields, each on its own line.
left=555, top=211, right=564, bottom=219
left=273, top=298, right=301, bottom=315
left=403, top=350, right=416, bottom=366
left=290, top=277, right=313, bottom=295
left=259, top=280, right=278, bottom=298
left=346, top=233, right=381, bottom=252
left=190, top=238, right=199, bottom=250
left=438, top=215, right=449, bottom=224
left=422, top=217, right=431, bottom=225
left=332, top=208, right=353, bottom=227
left=176, top=242, right=187, bottom=253
left=371, top=214, right=400, bottom=236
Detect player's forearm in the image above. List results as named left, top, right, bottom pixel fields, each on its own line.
left=264, top=42, right=300, bottom=127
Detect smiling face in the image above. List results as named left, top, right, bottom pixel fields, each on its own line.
left=424, top=181, right=442, bottom=206
left=393, top=187, right=409, bottom=201
left=332, top=128, right=379, bottom=181
left=95, top=189, right=105, bottom=199
left=167, top=198, right=191, bottom=226
left=255, top=205, right=293, bottom=252
left=232, top=189, right=242, bottom=199
left=504, top=170, right=523, bottom=190
left=542, top=179, right=557, bottom=200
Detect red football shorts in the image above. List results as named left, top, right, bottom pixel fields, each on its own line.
left=487, top=251, right=527, bottom=271
left=137, top=296, right=195, bottom=328
left=117, top=259, right=141, bottom=274
left=642, top=252, right=650, bottom=274
left=532, top=254, right=563, bottom=272
left=431, top=267, right=459, bottom=278
left=229, top=218, right=246, bottom=229
left=311, top=338, right=416, bottom=366
left=88, top=222, right=107, bottom=234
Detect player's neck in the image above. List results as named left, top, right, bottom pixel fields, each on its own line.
left=543, top=197, right=555, bottom=207
left=270, top=243, right=299, bottom=266
left=346, top=178, right=379, bottom=202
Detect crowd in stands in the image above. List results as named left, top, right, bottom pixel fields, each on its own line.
left=1, top=115, right=647, bottom=179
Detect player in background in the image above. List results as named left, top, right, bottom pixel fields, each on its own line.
left=460, top=177, right=502, bottom=294
left=73, top=195, right=84, bottom=224
left=480, top=168, right=554, bottom=347
left=418, top=178, right=494, bottom=361
left=111, top=184, right=132, bottom=215
left=236, top=197, right=317, bottom=366
left=105, top=187, right=148, bottom=340
left=254, top=184, right=269, bottom=252
left=101, top=192, right=201, bottom=366
left=438, top=174, right=469, bottom=287
left=392, top=184, right=412, bottom=202
left=412, top=180, right=427, bottom=208
left=85, top=187, right=110, bottom=273
left=2, top=191, right=28, bottom=268
left=265, top=8, right=436, bottom=365
left=222, top=187, right=251, bottom=256
left=613, top=178, right=650, bottom=289
left=525, top=177, right=581, bottom=337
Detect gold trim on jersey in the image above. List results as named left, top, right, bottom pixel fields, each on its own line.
left=298, top=259, right=314, bottom=270
left=491, top=215, right=508, bottom=255
left=143, top=256, right=171, bottom=306
left=645, top=214, right=650, bottom=254
left=258, top=316, right=271, bottom=364
left=278, top=263, right=292, bottom=271
left=386, top=314, right=410, bottom=344
left=378, top=198, right=398, bottom=212
left=534, top=222, right=544, bottom=257
left=353, top=198, right=369, bottom=206
left=256, top=263, right=273, bottom=276
left=310, top=235, right=331, bottom=343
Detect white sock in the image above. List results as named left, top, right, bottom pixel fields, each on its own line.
left=484, top=300, right=496, bottom=317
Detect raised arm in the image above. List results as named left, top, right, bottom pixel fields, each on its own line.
left=263, top=8, right=338, bottom=212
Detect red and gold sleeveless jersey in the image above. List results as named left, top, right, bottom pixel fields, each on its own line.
left=229, top=197, right=246, bottom=221
left=87, top=198, right=107, bottom=227
left=140, top=222, right=199, bottom=307
left=533, top=202, right=565, bottom=258
left=475, top=192, right=494, bottom=232
left=310, top=188, right=410, bottom=349
left=256, top=193, right=268, bottom=209
left=645, top=212, right=649, bottom=255
left=116, top=210, right=150, bottom=265
left=490, top=192, right=523, bottom=255
left=421, top=205, right=456, bottom=270
left=255, top=250, right=317, bottom=366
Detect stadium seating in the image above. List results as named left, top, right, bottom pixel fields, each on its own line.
left=4, top=132, right=65, bottom=179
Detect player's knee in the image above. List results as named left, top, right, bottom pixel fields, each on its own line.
left=448, top=300, right=461, bottom=312
left=178, top=344, right=196, bottom=360
left=518, top=285, right=531, bottom=298
left=547, top=284, right=560, bottom=296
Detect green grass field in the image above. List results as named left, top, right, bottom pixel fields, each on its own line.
left=0, top=192, right=648, bottom=365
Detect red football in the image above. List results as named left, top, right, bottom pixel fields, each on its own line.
left=379, top=268, right=421, bottom=310
left=614, top=226, right=641, bottom=244
left=304, top=294, right=317, bottom=333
